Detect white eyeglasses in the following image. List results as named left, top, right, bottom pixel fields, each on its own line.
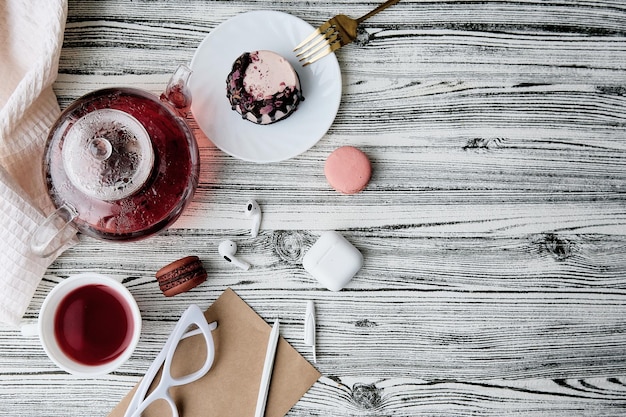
left=124, top=304, right=218, bottom=417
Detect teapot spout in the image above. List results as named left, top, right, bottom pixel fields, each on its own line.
left=160, top=64, right=193, bottom=117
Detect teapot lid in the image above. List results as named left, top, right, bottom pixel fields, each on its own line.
left=62, top=108, right=154, bottom=201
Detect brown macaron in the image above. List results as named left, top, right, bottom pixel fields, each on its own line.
left=155, top=256, right=207, bottom=297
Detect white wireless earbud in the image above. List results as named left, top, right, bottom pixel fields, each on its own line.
left=245, top=199, right=262, bottom=238
left=218, top=240, right=250, bottom=270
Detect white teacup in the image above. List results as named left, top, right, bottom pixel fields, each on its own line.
left=26, top=273, right=141, bottom=377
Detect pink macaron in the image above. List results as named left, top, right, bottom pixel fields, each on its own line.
left=324, top=146, right=372, bottom=194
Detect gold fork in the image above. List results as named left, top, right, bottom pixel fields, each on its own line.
left=294, top=0, right=401, bottom=66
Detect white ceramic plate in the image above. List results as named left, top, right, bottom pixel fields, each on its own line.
left=189, top=10, right=342, bottom=163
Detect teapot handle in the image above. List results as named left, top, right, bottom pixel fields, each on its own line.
left=30, top=203, right=79, bottom=258
left=160, top=64, right=193, bottom=117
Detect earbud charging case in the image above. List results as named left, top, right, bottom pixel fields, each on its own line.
left=303, top=231, right=363, bottom=291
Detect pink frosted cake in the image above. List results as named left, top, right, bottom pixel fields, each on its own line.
left=226, top=50, right=304, bottom=125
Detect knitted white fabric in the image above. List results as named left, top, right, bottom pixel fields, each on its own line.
left=0, top=0, right=71, bottom=327
left=0, top=166, right=57, bottom=326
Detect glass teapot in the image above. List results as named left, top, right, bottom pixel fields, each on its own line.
left=32, top=65, right=199, bottom=257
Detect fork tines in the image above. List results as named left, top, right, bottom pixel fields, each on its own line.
left=294, top=20, right=343, bottom=66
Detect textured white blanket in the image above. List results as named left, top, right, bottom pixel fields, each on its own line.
left=0, top=0, right=71, bottom=326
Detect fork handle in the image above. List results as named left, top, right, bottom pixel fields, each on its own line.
left=356, top=0, right=401, bottom=24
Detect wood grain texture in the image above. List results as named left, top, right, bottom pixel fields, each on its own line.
left=1, top=0, right=625, bottom=416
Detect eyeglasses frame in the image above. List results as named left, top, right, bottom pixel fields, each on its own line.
left=124, top=304, right=218, bottom=417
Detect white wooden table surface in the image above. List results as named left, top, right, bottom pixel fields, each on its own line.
left=2, top=0, right=626, bottom=415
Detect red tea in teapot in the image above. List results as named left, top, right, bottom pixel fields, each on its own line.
left=43, top=87, right=199, bottom=241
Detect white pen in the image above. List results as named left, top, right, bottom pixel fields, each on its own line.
left=254, top=320, right=280, bottom=417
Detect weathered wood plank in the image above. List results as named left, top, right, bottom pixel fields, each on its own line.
left=53, top=74, right=626, bottom=232
left=10, top=232, right=623, bottom=380
left=2, top=374, right=625, bottom=416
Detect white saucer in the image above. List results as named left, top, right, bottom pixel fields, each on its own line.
left=189, top=10, right=342, bottom=163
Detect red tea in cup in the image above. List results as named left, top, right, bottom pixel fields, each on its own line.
left=37, top=273, right=141, bottom=377
left=54, top=284, right=135, bottom=366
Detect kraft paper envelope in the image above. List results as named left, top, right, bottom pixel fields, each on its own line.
left=108, top=288, right=321, bottom=417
